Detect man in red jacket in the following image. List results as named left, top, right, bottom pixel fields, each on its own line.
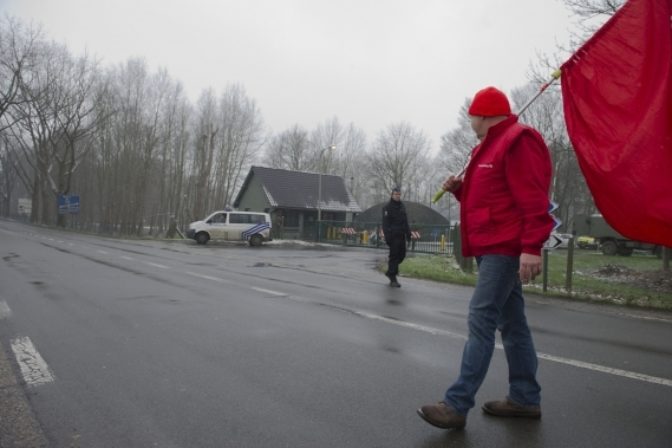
left=417, top=86, right=554, bottom=429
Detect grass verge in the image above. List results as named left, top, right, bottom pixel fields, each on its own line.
left=396, top=250, right=672, bottom=311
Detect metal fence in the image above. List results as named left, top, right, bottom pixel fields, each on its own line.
left=273, top=220, right=458, bottom=256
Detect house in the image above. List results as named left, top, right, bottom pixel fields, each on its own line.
left=233, top=166, right=361, bottom=239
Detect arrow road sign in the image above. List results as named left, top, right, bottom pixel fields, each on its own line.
left=544, top=234, right=563, bottom=250
left=548, top=200, right=559, bottom=213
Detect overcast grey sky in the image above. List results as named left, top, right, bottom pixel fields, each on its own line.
left=1, top=0, right=574, bottom=152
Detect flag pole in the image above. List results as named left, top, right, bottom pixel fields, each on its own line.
left=432, top=69, right=562, bottom=204
left=517, top=69, right=562, bottom=117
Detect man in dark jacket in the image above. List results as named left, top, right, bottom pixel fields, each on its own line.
left=382, top=187, right=411, bottom=287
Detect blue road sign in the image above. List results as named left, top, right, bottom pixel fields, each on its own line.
left=58, top=195, right=80, bottom=215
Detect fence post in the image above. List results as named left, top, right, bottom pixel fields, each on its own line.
left=663, top=246, right=670, bottom=271
left=542, top=248, right=549, bottom=293
left=565, top=237, right=575, bottom=292
left=452, top=224, right=473, bottom=273
left=452, top=225, right=462, bottom=264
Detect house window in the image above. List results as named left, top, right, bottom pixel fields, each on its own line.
left=284, top=210, right=300, bottom=227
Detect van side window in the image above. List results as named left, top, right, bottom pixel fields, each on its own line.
left=229, top=213, right=249, bottom=224
left=251, top=214, right=266, bottom=224
left=211, top=213, right=227, bottom=223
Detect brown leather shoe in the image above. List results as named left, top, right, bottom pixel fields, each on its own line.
left=482, top=398, right=541, bottom=419
left=417, top=401, right=466, bottom=429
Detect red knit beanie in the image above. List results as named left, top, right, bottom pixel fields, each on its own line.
left=468, top=86, right=511, bottom=117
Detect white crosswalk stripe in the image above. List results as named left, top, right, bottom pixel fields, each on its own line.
left=10, top=337, right=55, bottom=387
left=0, top=300, right=12, bottom=319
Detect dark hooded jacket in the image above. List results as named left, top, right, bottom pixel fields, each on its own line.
left=382, top=199, right=411, bottom=242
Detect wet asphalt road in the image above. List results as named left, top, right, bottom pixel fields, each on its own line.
left=0, top=219, right=671, bottom=447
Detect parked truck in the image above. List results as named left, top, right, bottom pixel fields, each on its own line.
left=573, top=214, right=660, bottom=256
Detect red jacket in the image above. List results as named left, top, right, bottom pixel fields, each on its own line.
left=453, top=115, right=554, bottom=257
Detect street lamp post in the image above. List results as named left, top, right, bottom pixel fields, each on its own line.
left=318, top=172, right=323, bottom=222
left=317, top=145, right=336, bottom=241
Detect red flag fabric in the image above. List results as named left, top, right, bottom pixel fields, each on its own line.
left=560, top=0, right=672, bottom=247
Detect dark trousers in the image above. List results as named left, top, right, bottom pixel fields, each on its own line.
left=386, top=235, right=407, bottom=277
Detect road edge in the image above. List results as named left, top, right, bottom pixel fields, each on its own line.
left=0, top=340, right=49, bottom=448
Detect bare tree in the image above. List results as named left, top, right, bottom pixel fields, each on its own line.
left=0, top=17, right=40, bottom=132
left=0, top=136, right=19, bottom=216
left=265, top=125, right=311, bottom=171
left=438, top=100, right=479, bottom=176
left=157, top=81, right=192, bottom=233
left=309, top=118, right=368, bottom=178
left=332, top=122, right=367, bottom=207
left=365, top=122, right=431, bottom=204
left=0, top=16, right=275, bottom=236
left=308, top=116, right=344, bottom=173
left=264, top=118, right=368, bottom=207
left=191, top=88, right=218, bottom=220
left=50, top=54, right=107, bottom=227
left=564, top=0, right=623, bottom=32
left=7, top=40, right=81, bottom=224
left=211, top=84, right=264, bottom=209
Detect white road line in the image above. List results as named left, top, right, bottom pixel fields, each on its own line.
left=0, top=300, right=12, bottom=319
left=97, top=250, right=109, bottom=255
left=356, top=310, right=672, bottom=388
left=120, top=255, right=134, bottom=261
left=145, top=262, right=169, bottom=269
left=536, top=353, right=672, bottom=387
left=251, top=287, right=287, bottom=297
left=185, top=272, right=231, bottom=283
left=10, top=337, right=55, bottom=387
left=616, top=313, right=672, bottom=324
left=359, top=311, right=468, bottom=341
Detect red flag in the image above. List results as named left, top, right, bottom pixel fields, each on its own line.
left=560, top=0, right=672, bottom=247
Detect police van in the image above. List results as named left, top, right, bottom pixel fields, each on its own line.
left=186, top=210, right=272, bottom=246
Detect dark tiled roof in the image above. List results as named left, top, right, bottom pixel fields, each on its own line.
left=234, top=166, right=361, bottom=212
left=355, top=201, right=450, bottom=226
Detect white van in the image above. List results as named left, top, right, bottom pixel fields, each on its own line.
left=186, top=210, right=272, bottom=246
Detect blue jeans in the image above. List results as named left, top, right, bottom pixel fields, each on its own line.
left=444, top=255, right=540, bottom=415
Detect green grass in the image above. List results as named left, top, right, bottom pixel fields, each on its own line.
left=396, top=250, right=672, bottom=311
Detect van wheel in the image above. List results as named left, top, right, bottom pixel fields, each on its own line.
left=249, top=234, right=263, bottom=247
left=196, top=232, right=210, bottom=245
